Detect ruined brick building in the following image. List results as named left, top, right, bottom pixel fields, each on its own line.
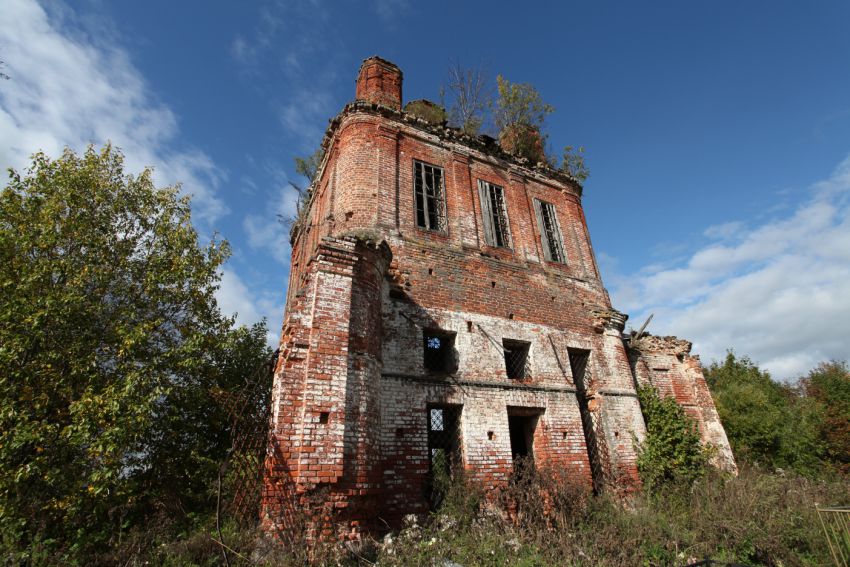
left=263, top=57, right=736, bottom=540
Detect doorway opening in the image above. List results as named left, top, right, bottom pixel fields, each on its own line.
left=506, top=407, right=542, bottom=468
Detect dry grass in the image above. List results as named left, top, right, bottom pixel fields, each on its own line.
left=99, top=465, right=846, bottom=566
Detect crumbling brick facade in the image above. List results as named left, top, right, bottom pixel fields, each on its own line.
left=263, top=56, right=736, bottom=541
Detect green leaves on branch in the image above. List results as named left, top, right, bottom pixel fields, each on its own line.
left=493, top=75, right=554, bottom=133
left=561, top=145, right=590, bottom=183
left=284, top=149, right=324, bottom=232
left=636, top=385, right=711, bottom=489
left=706, top=352, right=848, bottom=476
left=294, top=148, right=322, bottom=183
left=0, top=145, right=270, bottom=561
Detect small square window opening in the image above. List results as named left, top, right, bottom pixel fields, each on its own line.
left=502, top=338, right=531, bottom=379
left=423, top=329, right=457, bottom=373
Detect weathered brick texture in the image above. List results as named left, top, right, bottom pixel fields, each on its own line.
left=264, top=56, right=736, bottom=541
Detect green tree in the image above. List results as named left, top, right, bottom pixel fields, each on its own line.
left=801, top=361, right=850, bottom=473
left=705, top=353, right=823, bottom=475
left=0, top=146, right=270, bottom=560
left=636, top=385, right=711, bottom=488
left=283, top=149, right=324, bottom=231
left=493, top=75, right=554, bottom=163
left=294, top=148, right=322, bottom=183
left=561, top=145, right=590, bottom=183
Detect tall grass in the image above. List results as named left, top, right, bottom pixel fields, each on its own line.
left=100, top=465, right=846, bottom=566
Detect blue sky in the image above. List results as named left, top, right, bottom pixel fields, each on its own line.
left=2, top=0, right=850, bottom=378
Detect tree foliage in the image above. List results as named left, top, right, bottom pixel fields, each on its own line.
left=561, top=145, right=590, bottom=183
left=800, top=361, right=850, bottom=473
left=493, top=75, right=554, bottom=132
left=636, top=385, right=711, bottom=489
left=705, top=353, right=824, bottom=475
left=0, top=146, right=270, bottom=560
left=283, top=149, right=324, bottom=231
left=293, top=148, right=322, bottom=183
left=493, top=76, right=554, bottom=163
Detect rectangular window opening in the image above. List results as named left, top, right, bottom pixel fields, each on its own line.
left=502, top=338, right=531, bottom=379
left=414, top=161, right=446, bottom=232
left=478, top=180, right=512, bottom=248
left=423, top=329, right=457, bottom=373
left=426, top=404, right=462, bottom=509
left=534, top=198, right=566, bottom=263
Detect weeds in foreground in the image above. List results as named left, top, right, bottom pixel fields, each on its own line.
left=47, top=465, right=847, bottom=566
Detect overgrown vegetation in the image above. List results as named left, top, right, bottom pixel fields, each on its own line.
left=283, top=149, right=323, bottom=231
left=492, top=75, right=554, bottom=164
left=119, top=464, right=846, bottom=566
left=438, top=64, right=591, bottom=179
left=636, top=385, right=712, bottom=488
left=561, top=145, right=590, bottom=182
left=0, top=146, right=271, bottom=564
left=705, top=352, right=849, bottom=476
left=404, top=100, right=448, bottom=126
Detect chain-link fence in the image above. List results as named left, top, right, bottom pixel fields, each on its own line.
left=211, top=350, right=277, bottom=529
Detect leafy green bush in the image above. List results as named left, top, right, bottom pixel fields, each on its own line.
left=801, top=361, right=850, bottom=474
left=705, top=353, right=825, bottom=475
left=561, top=145, right=590, bottom=183
left=636, top=385, right=711, bottom=488
left=494, top=76, right=553, bottom=163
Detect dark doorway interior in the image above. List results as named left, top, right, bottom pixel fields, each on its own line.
left=507, top=414, right=538, bottom=462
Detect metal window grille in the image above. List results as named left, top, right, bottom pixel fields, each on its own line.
left=568, top=348, right=610, bottom=494
left=414, top=161, right=447, bottom=231
left=423, top=330, right=456, bottom=373
left=426, top=405, right=462, bottom=507
left=533, top=198, right=566, bottom=263
left=502, top=338, right=531, bottom=379
left=478, top=180, right=512, bottom=248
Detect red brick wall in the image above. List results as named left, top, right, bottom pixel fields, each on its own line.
left=266, top=58, right=734, bottom=542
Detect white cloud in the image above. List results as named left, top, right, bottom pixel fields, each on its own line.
left=0, top=0, right=227, bottom=223
left=216, top=269, right=281, bottom=347
left=608, top=154, right=850, bottom=379
left=0, top=0, right=283, bottom=345
left=243, top=183, right=301, bottom=265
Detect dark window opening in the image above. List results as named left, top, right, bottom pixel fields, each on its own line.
left=414, top=161, right=446, bottom=232
left=423, top=329, right=457, bottom=373
left=478, top=180, right=512, bottom=248
left=426, top=405, right=462, bottom=509
left=534, top=198, right=566, bottom=263
left=569, top=348, right=605, bottom=493
left=318, top=411, right=329, bottom=424
left=503, top=338, right=531, bottom=379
